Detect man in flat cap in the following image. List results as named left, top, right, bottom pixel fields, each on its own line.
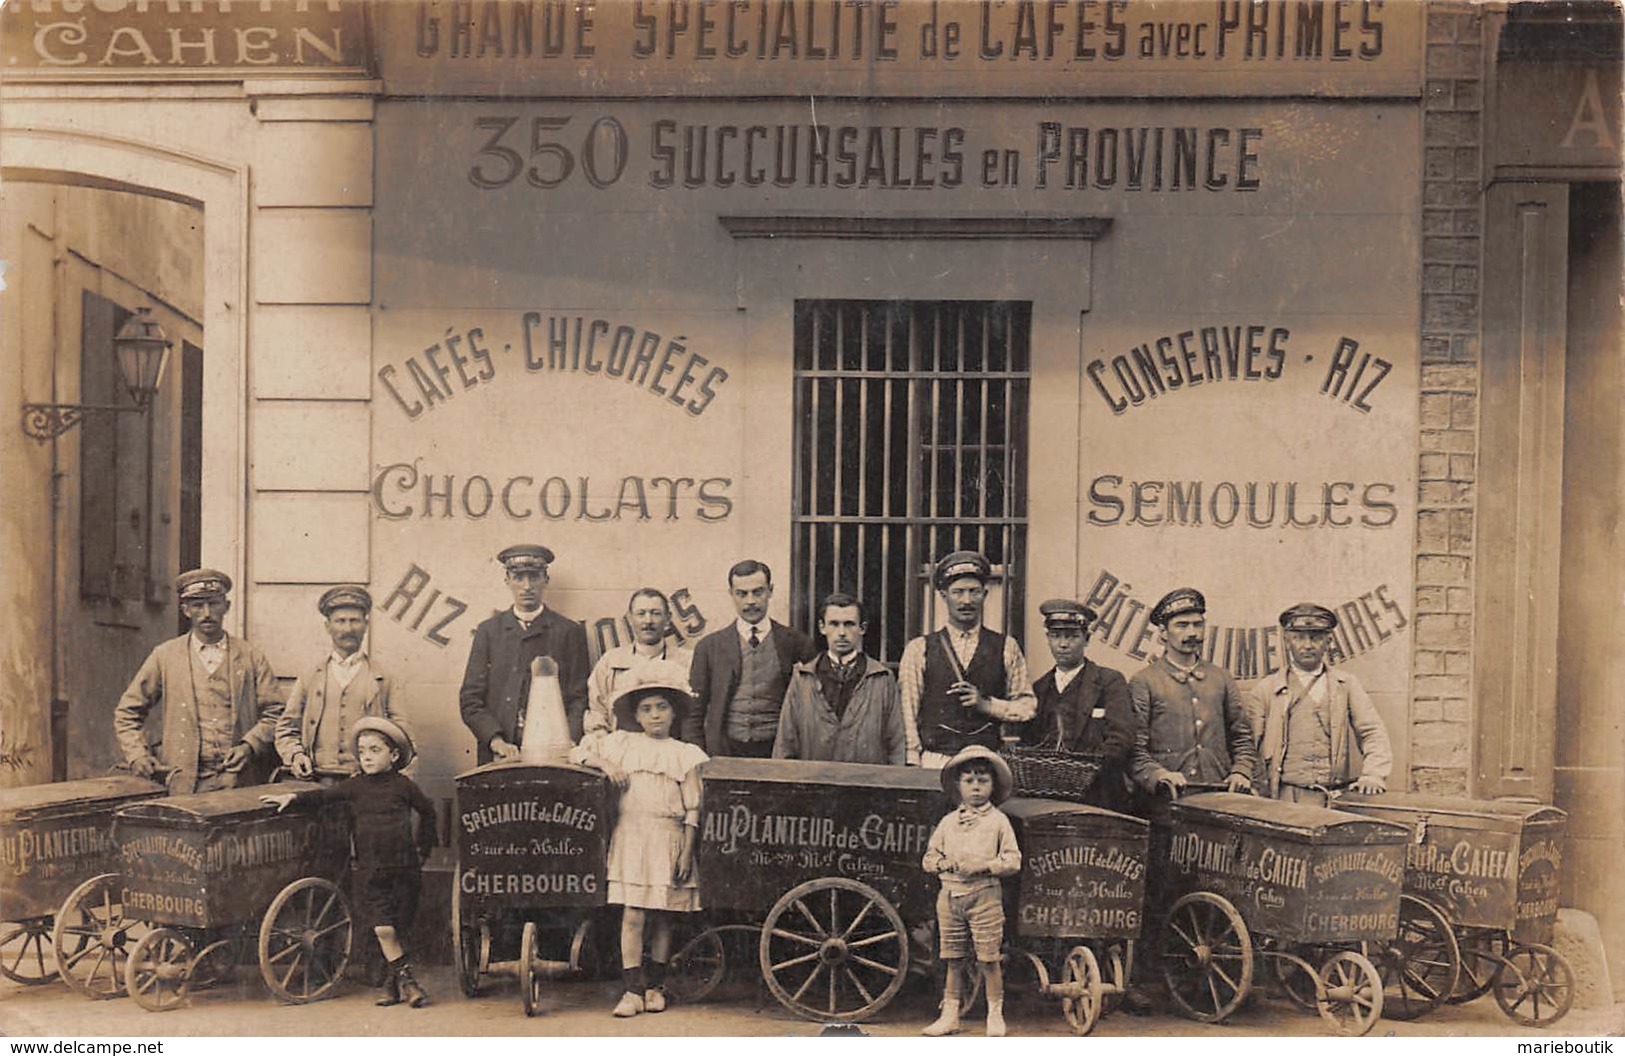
left=1247, top=603, right=1393, bottom=804
left=898, top=551, right=1037, bottom=768
left=1018, top=599, right=1135, bottom=812
left=1128, top=587, right=1256, bottom=801
left=276, top=586, right=406, bottom=782
left=114, top=569, right=283, bottom=794
left=459, top=545, right=591, bottom=764
left=584, top=587, right=693, bottom=740
left=687, top=560, right=816, bottom=757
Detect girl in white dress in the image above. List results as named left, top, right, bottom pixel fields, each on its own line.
left=570, top=660, right=708, bottom=1017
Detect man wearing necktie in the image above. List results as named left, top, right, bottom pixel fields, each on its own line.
left=897, top=551, right=1037, bottom=768
left=114, top=569, right=283, bottom=794
left=458, top=544, right=591, bottom=764
left=276, top=585, right=407, bottom=783
left=1127, top=587, right=1257, bottom=802
left=1247, top=603, right=1392, bottom=805
left=687, top=559, right=815, bottom=757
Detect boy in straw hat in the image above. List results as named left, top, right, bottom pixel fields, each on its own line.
left=263, top=717, right=436, bottom=1008
left=921, top=745, right=1022, bottom=1037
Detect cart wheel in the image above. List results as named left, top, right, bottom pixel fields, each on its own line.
left=954, top=955, right=986, bottom=1014
left=759, top=877, right=909, bottom=1023
left=1448, top=928, right=1508, bottom=1004
left=258, top=877, right=351, bottom=1004
left=1060, top=945, right=1105, bottom=1036
left=1161, top=891, right=1253, bottom=1024
left=52, top=873, right=147, bottom=999
left=1316, top=950, right=1383, bottom=1036
left=1371, top=895, right=1460, bottom=1021
left=0, top=918, right=56, bottom=985
left=1101, top=944, right=1128, bottom=1013
left=124, top=928, right=192, bottom=1013
left=668, top=927, right=726, bottom=1005
left=184, top=939, right=237, bottom=992
left=567, top=916, right=601, bottom=978
left=1493, top=943, right=1574, bottom=1027
left=451, top=877, right=488, bottom=998
left=1267, top=949, right=1327, bottom=1012
left=519, top=921, right=544, bottom=1017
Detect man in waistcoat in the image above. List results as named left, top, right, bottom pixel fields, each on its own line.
left=686, top=560, right=816, bottom=757
left=584, top=587, right=694, bottom=739
left=114, top=569, right=283, bottom=794
left=898, top=551, right=1037, bottom=768
left=276, top=585, right=406, bottom=782
left=459, top=544, right=591, bottom=764
left=1019, top=599, right=1135, bottom=812
left=1248, top=603, right=1393, bottom=805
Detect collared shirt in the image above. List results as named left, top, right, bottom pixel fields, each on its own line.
left=897, top=626, right=1036, bottom=766
left=815, top=651, right=866, bottom=720
left=736, top=618, right=772, bottom=648
left=1052, top=663, right=1084, bottom=696
left=922, top=802, right=1022, bottom=896
left=513, top=604, right=546, bottom=631
left=191, top=633, right=226, bottom=675
left=328, top=650, right=367, bottom=691
left=584, top=640, right=694, bottom=738
left=1129, top=653, right=1257, bottom=790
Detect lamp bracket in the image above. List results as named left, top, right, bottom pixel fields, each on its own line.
left=21, top=401, right=143, bottom=443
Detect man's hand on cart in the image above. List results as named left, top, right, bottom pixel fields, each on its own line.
left=1153, top=769, right=1188, bottom=797
left=1351, top=776, right=1386, bottom=795
left=1224, top=772, right=1254, bottom=795
left=223, top=742, right=254, bottom=773
left=260, top=792, right=297, bottom=813
left=289, top=752, right=315, bottom=779
left=490, top=736, right=521, bottom=762
left=131, top=754, right=163, bottom=780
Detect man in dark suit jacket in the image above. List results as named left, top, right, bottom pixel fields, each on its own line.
left=686, top=559, right=816, bottom=756
left=1019, top=599, right=1135, bottom=813
left=459, top=544, right=591, bottom=765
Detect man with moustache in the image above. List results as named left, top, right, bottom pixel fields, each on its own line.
left=1128, top=587, right=1256, bottom=802
left=1248, top=603, right=1392, bottom=805
left=584, top=587, right=694, bottom=739
left=114, top=569, right=283, bottom=794
left=898, top=551, right=1037, bottom=768
left=276, top=586, right=406, bottom=782
left=459, top=544, right=591, bottom=764
left=1019, top=599, right=1135, bottom=812
left=773, top=592, right=907, bottom=765
left=687, top=560, right=816, bottom=757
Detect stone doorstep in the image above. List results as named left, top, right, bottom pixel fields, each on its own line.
left=1555, top=908, right=1616, bottom=1010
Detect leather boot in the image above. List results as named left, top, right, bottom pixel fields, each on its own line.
left=922, top=998, right=962, bottom=1036
left=396, top=961, right=430, bottom=1008
left=375, top=958, right=402, bottom=1007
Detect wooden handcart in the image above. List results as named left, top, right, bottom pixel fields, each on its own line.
left=1337, top=791, right=1572, bottom=1026
left=0, top=776, right=162, bottom=993
left=451, top=760, right=613, bottom=1016
left=89, top=784, right=355, bottom=1011
left=1154, top=791, right=1410, bottom=1035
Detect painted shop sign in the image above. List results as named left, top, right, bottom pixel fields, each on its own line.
left=454, top=766, right=611, bottom=908
left=3, top=0, right=370, bottom=74
left=377, top=0, right=1422, bottom=98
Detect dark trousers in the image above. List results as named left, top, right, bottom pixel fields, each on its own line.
left=726, top=737, right=775, bottom=759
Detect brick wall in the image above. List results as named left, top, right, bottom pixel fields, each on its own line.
left=1410, top=2, right=1484, bottom=796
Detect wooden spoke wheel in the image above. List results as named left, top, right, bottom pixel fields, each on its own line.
left=450, top=879, right=489, bottom=998
left=1101, top=943, right=1129, bottom=1014
left=1316, top=950, right=1384, bottom=1036
left=668, top=926, right=727, bottom=1005
left=1448, top=928, right=1509, bottom=1005
left=52, top=873, right=147, bottom=999
left=519, top=921, right=544, bottom=1018
left=124, top=928, right=193, bottom=1013
left=1161, top=892, right=1254, bottom=1024
left=1371, top=895, right=1461, bottom=1021
left=258, top=877, right=351, bottom=1005
left=567, top=916, right=600, bottom=979
left=1493, top=943, right=1574, bottom=1027
left=1060, top=945, right=1104, bottom=1036
left=1267, top=949, right=1327, bottom=1013
left=0, top=918, right=56, bottom=985
left=186, top=939, right=237, bottom=992
left=759, top=878, right=909, bottom=1023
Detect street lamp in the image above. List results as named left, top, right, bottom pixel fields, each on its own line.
left=21, top=307, right=173, bottom=442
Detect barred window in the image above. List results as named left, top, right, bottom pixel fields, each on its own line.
left=791, top=299, right=1031, bottom=663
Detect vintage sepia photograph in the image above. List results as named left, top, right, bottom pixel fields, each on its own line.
left=0, top=0, right=1620, bottom=1041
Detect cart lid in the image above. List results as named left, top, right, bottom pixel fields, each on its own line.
left=1171, top=792, right=1409, bottom=843
left=114, top=782, right=323, bottom=826
left=455, top=759, right=605, bottom=784
left=1335, top=791, right=1567, bottom=827
left=0, top=775, right=162, bottom=823
left=699, top=757, right=941, bottom=792
left=1003, top=797, right=1149, bottom=835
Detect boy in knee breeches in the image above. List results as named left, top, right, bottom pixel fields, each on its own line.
left=921, top=745, right=1021, bottom=1037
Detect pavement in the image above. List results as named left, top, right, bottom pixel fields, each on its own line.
left=2, top=962, right=1622, bottom=1038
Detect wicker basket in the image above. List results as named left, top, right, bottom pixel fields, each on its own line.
left=1000, top=745, right=1104, bottom=801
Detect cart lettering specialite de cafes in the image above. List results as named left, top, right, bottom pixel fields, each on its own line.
left=461, top=798, right=598, bottom=835
left=701, top=802, right=931, bottom=858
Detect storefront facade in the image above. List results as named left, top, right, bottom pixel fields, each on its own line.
left=1, top=0, right=1617, bottom=989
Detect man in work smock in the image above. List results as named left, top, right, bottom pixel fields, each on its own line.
left=1248, top=603, right=1393, bottom=805
left=584, top=586, right=693, bottom=739
left=114, top=569, right=283, bottom=794
left=458, top=544, right=591, bottom=764
left=276, top=585, right=407, bottom=782
left=898, top=551, right=1037, bottom=768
